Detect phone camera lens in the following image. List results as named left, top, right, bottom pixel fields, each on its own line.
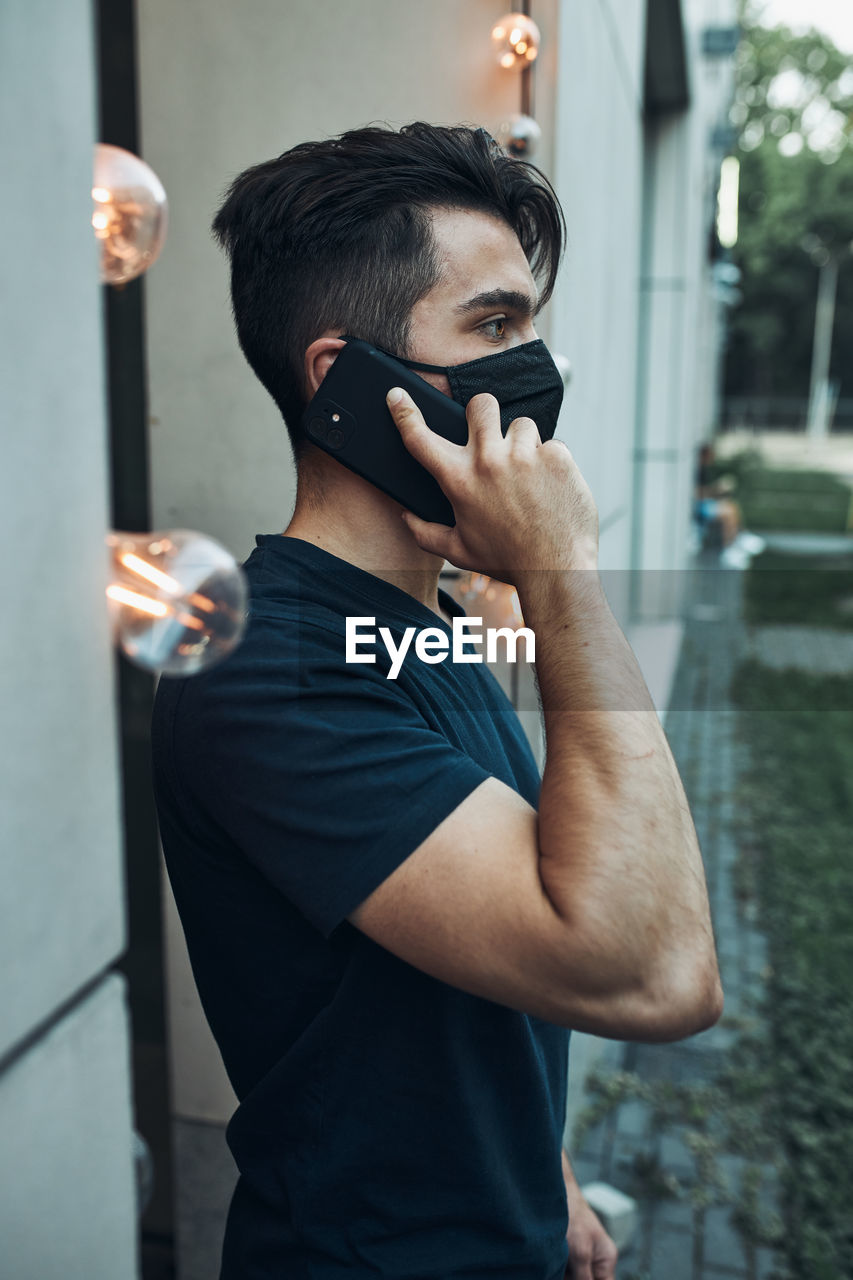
left=309, top=417, right=327, bottom=441
left=327, top=427, right=344, bottom=449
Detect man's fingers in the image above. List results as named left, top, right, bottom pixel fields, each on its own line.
left=565, top=1249, right=593, bottom=1280
left=400, top=510, right=457, bottom=561
left=386, top=387, right=456, bottom=478
left=504, top=415, right=541, bottom=451
left=564, top=1196, right=619, bottom=1280
left=465, top=393, right=503, bottom=458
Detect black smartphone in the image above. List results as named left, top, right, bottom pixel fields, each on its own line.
left=300, top=336, right=468, bottom=525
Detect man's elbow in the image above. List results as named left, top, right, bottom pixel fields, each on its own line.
left=640, top=962, right=725, bottom=1043
left=552, top=952, right=724, bottom=1043
left=699, top=969, right=726, bottom=1030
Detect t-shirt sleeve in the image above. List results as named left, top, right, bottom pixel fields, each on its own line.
left=170, top=621, right=492, bottom=938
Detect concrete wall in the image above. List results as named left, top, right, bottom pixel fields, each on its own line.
left=551, top=0, right=647, bottom=572
left=632, top=0, right=738, bottom=621
left=0, top=1, right=138, bottom=1275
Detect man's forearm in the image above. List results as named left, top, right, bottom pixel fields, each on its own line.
left=518, top=568, right=722, bottom=1037
left=561, top=1147, right=579, bottom=1190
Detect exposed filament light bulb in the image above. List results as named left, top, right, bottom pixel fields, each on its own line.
left=491, top=12, right=541, bottom=71
left=106, top=529, right=248, bottom=675
left=92, top=144, right=168, bottom=285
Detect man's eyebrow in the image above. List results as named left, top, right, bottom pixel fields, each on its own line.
left=454, top=289, right=541, bottom=318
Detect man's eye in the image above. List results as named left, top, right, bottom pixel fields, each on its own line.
left=480, top=317, right=507, bottom=340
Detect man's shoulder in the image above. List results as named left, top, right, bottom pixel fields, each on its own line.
left=151, top=585, right=421, bottom=750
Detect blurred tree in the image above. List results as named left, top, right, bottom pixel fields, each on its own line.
left=724, top=0, right=853, bottom=403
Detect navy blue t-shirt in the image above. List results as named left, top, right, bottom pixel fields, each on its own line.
left=151, top=534, right=571, bottom=1279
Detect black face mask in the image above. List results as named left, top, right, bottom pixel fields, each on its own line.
left=388, top=339, right=565, bottom=440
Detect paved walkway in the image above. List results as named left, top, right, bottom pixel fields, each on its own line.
left=567, top=558, right=782, bottom=1280
left=745, top=530, right=853, bottom=678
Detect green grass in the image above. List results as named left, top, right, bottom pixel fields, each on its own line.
left=730, top=659, right=853, bottom=1280
left=711, top=451, right=853, bottom=534
left=743, top=550, right=853, bottom=630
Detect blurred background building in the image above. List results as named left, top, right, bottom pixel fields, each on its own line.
left=1, top=1, right=740, bottom=1275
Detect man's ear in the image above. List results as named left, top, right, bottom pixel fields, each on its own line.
left=304, top=335, right=347, bottom=397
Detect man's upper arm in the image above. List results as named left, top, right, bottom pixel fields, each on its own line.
left=348, top=775, right=582, bottom=1025
left=176, top=633, right=497, bottom=937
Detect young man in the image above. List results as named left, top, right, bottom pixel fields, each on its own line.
left=151, top=123, right=722, bottom=1280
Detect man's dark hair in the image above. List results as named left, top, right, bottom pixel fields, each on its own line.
left=212, top=122, right=566, bottom=458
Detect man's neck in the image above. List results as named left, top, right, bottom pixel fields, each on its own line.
left=282, top=472, right=451, bottom=624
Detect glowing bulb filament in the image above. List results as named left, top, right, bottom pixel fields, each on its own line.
left=119, top=551, right=181, bottom=594
left=107, top=585, right=170, bottom=617
left=188, top=591, right=216, bottom=614
left=176, top=611, right=205, bottom=632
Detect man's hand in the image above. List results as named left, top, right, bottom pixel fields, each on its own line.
left=562, top=1150, right=619, bottom=1280
left=386, top=386, right=599, bottom=582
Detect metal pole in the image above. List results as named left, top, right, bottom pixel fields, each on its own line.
left=806, top=255, right=839, bottom=438
left=521, top=0, right=533, bottom=118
